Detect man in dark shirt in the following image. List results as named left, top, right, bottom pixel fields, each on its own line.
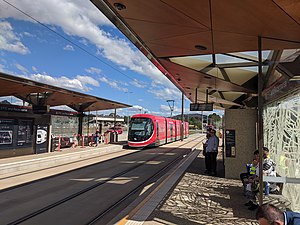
left=256, top=203, right=300, bottom=225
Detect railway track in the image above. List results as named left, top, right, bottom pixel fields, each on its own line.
left=4, top=135, right=205, bottom=225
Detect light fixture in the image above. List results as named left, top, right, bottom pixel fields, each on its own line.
left=114, top=2, right=126, bottom=10
left=195, top=45, right=207, bottom=51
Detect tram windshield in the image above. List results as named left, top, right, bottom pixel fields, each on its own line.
left=128, top=118, right=154, bottom=141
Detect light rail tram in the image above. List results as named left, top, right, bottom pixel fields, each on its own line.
left=127, top=114, right=189, bottom=148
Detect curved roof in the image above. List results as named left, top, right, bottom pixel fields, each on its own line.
left=0, top=72, right=130, bottom=112
left=92, top=0, right=300, bottom=108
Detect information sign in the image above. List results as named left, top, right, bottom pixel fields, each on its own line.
left=225, top=129, right=236, bottom=157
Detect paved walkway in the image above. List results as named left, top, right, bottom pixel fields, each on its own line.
left=122, top=143, right=291, bottom=225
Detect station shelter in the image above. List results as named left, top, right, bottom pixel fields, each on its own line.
left=0, top=72, right=130, bottom=158
left=92, top=0, right=300, bottom=211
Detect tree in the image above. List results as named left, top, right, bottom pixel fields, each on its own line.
left=208, top=113, right=221, bottom=127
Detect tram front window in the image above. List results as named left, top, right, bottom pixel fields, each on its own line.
left=128, top=118, right=154, bottom=141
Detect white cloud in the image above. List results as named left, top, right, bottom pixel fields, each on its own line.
left=148, top=86, right=182, bottom=101
left=86, top=67, right=101, bottom=74
left=128, top=105, right=148, bottom=114
left=15, top=63, right=28, bottom=74
left=79, top=38, right=89, bottom=46
left=0, top=0, right=177, bottom=91
left=29, top=73, right=99, bottom=92
left=130, top=78, right=147, bottom=88
left=99, top=76, right=128, bottom=92
left=0, top=63, right=6, bottom=72
left=63, top=44, right=74, bottom=51
left=159, top=104, right=191, bottom=115
left=22, top=31, right=34, bottom=37
left=32, top=66, right=38, bottom=72
left=0, top=21, right=29, bottom=54
left=76, top=75, right=99, bottom=87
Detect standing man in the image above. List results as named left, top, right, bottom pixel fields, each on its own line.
left=206, top=129, right=219, bottom=175
left=95, top=129, right=100, bottom=147
left=256, top=203, right=300, bottom=225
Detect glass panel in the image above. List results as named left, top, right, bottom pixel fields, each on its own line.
left=262, top=36, right=300, bottom=212
left=51, top=115, right=79, bottom=137
left=216, top=54, right=250, bottom=64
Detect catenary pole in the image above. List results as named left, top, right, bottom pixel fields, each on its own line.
left=258, top=36, right=264, bottom=206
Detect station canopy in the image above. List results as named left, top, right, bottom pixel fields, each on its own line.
left=0, top=72, right=131, bottom=112
left=92, top=0, right=300, bottom=109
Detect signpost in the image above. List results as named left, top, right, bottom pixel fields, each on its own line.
left=190, top=103, right=213, bottom=111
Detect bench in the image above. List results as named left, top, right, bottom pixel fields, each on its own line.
left=263, top=175, right=300, bottom=194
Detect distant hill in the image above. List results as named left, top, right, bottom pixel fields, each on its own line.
left=172, top=113, right=208, bottom=122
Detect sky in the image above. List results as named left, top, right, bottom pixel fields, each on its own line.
left=0, top=0, right=223, bottom=117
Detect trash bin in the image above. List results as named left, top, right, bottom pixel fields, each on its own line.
left=50, top=136, right=57, bottom=152
left=109, top=132, right=115, bottom=143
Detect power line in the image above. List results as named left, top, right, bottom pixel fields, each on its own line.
left=2, top=0, right=139, bottom=82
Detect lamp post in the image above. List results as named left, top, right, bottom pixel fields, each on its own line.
left=125, top=91, right=133, bottom=132
left=166, top=100, right=175, bottom=117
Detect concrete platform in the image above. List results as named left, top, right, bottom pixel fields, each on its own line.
left=114, top=141, right=291, bottom=225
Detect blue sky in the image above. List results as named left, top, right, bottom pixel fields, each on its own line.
left=0, top=0, right=223, bottom=117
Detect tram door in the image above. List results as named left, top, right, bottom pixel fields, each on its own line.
left=170, top=124, right=174, bottom=141
left=156, top=122, right=159, bottom=145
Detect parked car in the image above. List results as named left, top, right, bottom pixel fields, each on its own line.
left=107, top=127, right=123, bottom=134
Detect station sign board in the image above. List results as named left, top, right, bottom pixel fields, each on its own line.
left=190, top=103, right=213, bottom=111
left=225, top=129, right=236, bottom=157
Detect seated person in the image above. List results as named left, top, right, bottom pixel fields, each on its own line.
left=262, top=147, right=278, bottom=195
left=240, top=150, right=259, bottom=189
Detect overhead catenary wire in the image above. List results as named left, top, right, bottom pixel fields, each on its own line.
left=1, top=0, right=142, bottom=84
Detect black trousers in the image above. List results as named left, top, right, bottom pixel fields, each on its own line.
left=205, top=152, right=218, bottom=173
left=240, top=172, right=250, bottom=187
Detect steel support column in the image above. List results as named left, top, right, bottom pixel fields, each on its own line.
left=114, top=108, right=117, bottom=127
left=78, top=112, right=84, bottom=136
left=258, top=36, right=264, bottom=206
left=181, top=92, right=184, bottom=141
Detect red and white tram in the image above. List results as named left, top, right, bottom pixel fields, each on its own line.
left=127, top=114, right=189, bottom=148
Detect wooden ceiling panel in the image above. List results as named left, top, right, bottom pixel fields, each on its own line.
left=212, top=0, right=300, bottom=41
left=0, top=80, right=44, bottom=96
left=107, top=0, right=207, bottom=29
left=161, top=0, right=211, bottom=28
left=273, top=0, right=300, bottom=25
left=147, top=31, right=212, bottom=57
left=125, top=19, right=207, bottom=42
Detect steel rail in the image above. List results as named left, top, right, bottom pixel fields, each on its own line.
left=7, top=135, right=205, bottom=225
